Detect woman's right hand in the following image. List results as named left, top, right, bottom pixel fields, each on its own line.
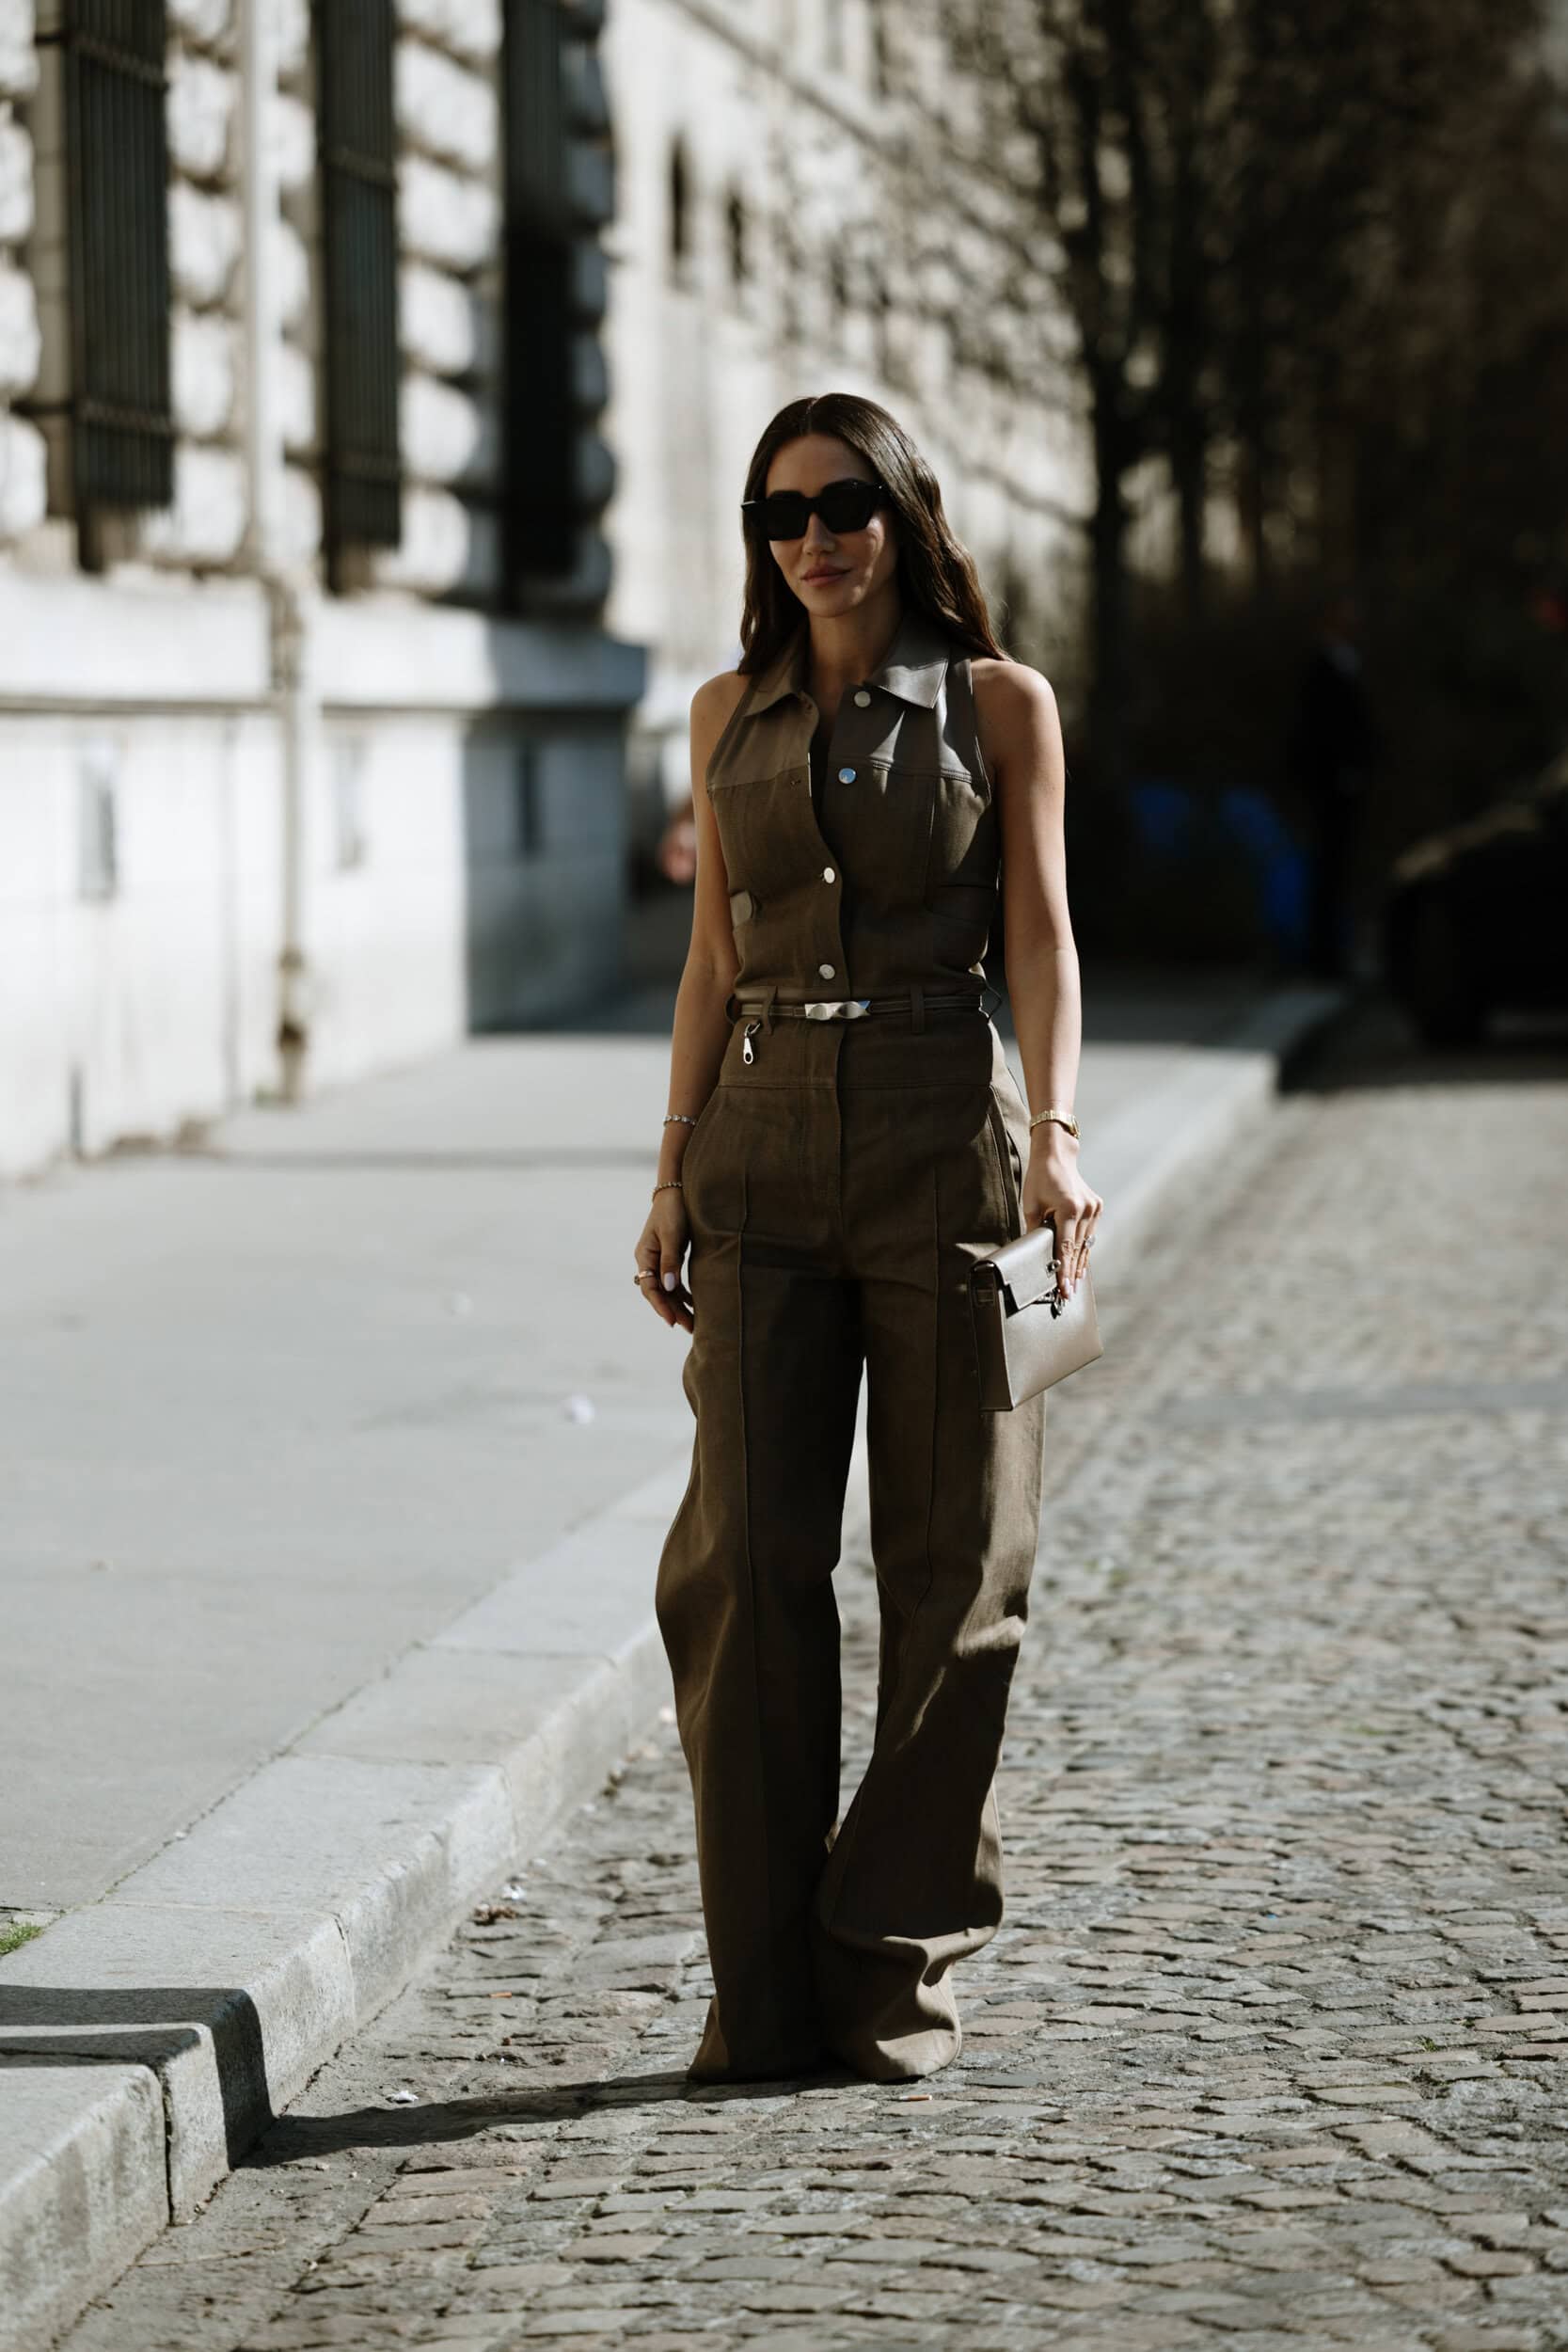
left=635, top=1192, right=694, bottom=1333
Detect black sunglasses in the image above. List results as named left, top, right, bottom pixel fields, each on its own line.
left=741, top=478, right=890, bottom=540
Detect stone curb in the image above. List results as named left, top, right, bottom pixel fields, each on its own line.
left=0, top=978, right=1346, bottom=2352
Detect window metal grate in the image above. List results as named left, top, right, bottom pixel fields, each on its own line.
left=59, top=0, right=175, bottom=542
left=502, top=0, right=576, bottom=583
left=316, top=0, right=401, bottom=580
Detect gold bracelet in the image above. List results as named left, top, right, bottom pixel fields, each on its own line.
left=1028, top=1105, right=1081, bottom=1138
left=652, top=1179, right=684, bottom=1197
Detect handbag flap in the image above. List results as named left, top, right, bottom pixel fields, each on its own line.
left=987, top=1222, right=1060, bottom=1314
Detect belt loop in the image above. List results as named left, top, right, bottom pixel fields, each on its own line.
left=762, top=984, right=777, bottom=1034
left=909, top=983, right=926, bottom=1035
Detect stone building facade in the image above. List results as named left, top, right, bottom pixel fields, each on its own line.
left=0, top=0, right=640, bottom=1177
left=596, top=0, right=1088, bottom=831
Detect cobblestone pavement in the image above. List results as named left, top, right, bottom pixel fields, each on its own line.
left=61, top=1009, right=1568, bottom=2352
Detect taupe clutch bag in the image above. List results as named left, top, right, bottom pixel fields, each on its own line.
left=970, top=1219, right=1102, bottom=1410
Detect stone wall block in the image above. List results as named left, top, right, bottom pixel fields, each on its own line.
left=395, top=0, right=501, bottom=67
left=565, top=141, right=613, bottom=230
left=394, top=37, right=498, bottom=175
left=398, top=154, right=499, bottom=274
left=575, top=429, right=615, bottom=512
left=283, top=460, right=321, bottom=560
left=0, top=108, right=34, bottom=243
left=169, top=182, right=241, bottom=306
left=570, top=242, right=607, bottom=324
left=137, top=443, right=246, bottom=566
left=166, top=53, right=236, bottom=180
left=272, top=216, right=310, bottom=330
left=562, top=44, right=609, bottom=135
left=269, top=90, right=315, bottom=191
left=272, top=0, right=309, bottom=80
left=0, top=0, right=38, bottom=99
left=0, top=253, right=40, bottom=395
left=0, top=406, right=45, bottom=537
left=168, top=0, right=233, bottom=48
left=399, top=258, right=477, bottom=376
left=273, top=337, right=315, bottom=453
left=571, top=331, right=607, bottom=415
left=171, top=305, right=236, bottom=437
left=401, top=368, right=494, bottom=484
left=367, top=479, right=469, bottom=594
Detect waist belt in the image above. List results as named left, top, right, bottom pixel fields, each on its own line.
left=726, top=982, right=993, bottom=1034
left=727, top=983, right=992, bottom=1064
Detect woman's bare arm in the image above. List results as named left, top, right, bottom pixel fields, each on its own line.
left=636, top=671, right=749, bottom=1329
left=974, top=659, right=1102, bottom=1292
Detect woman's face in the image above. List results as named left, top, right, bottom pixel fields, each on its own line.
left=764, top=434, right=899, bottom=617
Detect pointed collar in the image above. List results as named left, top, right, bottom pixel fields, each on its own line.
left=740, top=608, right=953, bottom=718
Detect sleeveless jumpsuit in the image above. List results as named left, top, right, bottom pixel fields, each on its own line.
left=655, top=607, right=1049, bottom=2084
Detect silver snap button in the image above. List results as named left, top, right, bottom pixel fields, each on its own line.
left=818, top=961, right=835, bottom=978
left=837, top=766, right=856, bottom=784
left=822, top=866, right=835, bottom=882
left=853, top=690, right=871, bottom=707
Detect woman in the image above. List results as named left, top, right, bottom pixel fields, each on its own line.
left=632, top=392, right=1102, bottom=2086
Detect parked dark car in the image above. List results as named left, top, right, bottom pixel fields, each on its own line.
left=1384, top=750, right=1568, bottom=1044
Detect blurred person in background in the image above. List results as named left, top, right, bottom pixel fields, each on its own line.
left=630, top=391, right=1101, bottom=2085
left=1288, top=588, right=1383, bottom=981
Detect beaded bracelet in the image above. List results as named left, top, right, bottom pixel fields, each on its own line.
left=663, top=1113, right=699, bottom=1126
left=652, top=1180, right=684, bottom=1197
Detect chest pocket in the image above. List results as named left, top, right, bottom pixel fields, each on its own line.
left=707, top=770, right=815, bottom=898
left=824, top=758, right=990, bottom=909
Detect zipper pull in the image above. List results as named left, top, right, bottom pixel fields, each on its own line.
left=742, top=1018, right=762, bottom=1066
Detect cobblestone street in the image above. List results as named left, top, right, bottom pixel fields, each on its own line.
left=63, top=1008, right=1568, bottom=2352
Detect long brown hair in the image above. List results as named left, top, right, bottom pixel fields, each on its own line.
left=736, top=392, right=1006, bottom=675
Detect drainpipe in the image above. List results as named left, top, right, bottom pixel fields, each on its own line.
left=240, top=0, right=314, bottom=1103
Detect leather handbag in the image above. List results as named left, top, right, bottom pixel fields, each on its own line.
left=970, top=1218, right=1102, bottom=1410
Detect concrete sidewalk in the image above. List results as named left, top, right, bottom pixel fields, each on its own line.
left=0, top=965, right=1341, bottom=2351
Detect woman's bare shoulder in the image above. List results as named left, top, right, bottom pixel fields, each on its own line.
left=690, top=669, right=752, bottom=729
left=971, top=655, right=1059, bottom=726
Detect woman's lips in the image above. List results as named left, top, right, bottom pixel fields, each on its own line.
left=801, top=567, right=847, bottom=584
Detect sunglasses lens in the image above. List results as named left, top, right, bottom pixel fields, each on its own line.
left=818, top=482, right=879, bottom=532
left=753, top=493, right=811, bottom=539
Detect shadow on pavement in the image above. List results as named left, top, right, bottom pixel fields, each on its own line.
left=248, top=2063, right=867, bottom=2163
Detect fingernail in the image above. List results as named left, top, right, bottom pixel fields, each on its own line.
left=662, top=1271, right=677, bottom=1292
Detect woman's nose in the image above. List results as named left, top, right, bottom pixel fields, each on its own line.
left=801, top=515, right=836, bottom=553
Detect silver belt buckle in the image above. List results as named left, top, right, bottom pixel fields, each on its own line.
left=804, top=998, right=870, bottom=1021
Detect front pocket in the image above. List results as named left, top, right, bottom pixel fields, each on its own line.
left=984, top=1088, right=1026, bottom=1242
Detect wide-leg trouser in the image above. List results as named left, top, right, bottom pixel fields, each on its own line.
left=654, top=1012, right=1048, bottom=2082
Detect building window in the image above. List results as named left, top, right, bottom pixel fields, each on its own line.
left=40, top=0, right=175, bottom=569
left=502, top=0, right=577, bottom=583
left=668, top=135, right=691, bottom=277
left=725, top=187, right=749, bottom=294
left=316, top=0, right=402, bottom=588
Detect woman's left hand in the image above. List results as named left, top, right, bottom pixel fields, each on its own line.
left=1021, top=1135, right=1103, bottom=1297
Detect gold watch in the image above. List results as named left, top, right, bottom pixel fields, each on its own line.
left=1027, top=1105, right=1080, bottom=1139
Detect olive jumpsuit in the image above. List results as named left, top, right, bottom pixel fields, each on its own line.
left=656, top=607, right=1049, bottom=2084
